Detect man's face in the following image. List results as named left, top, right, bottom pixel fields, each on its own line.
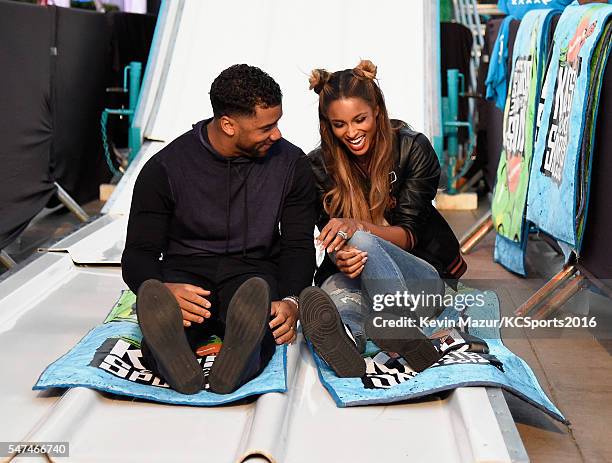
left=233, top=105, right=283, bottom=157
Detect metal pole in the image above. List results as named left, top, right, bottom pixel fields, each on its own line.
left=0, top=249, right=16, bottom=269
left=460, top=210, right=492, bottom=244
left=514, top=265, right=578, bottom=317
left=459, top=170, right=483, bottom=193
left=470, top=0, right=485, bottom=49
left=464, top=0, right=480, bottom=134
left=452, top=0, right=482, bottom=139
left=460, top=214, right=494, bottom=254
left=128, top=62, right=142, bottom=114
left=532, top=274, right=587, bottom=320
left=54, top=182, right=90, bottom=223
left=461, top=0, right=478, bottom=89
left=576, top=264, right=612, bottom=301
left=456, top=0, right=468, bottom=26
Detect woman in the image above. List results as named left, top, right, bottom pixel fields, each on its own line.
left=299, top=60, right=466, bottom=377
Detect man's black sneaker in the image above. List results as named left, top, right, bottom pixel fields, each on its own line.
left=208, top=277, right=271, bottom=394
left=299, top=287, right=366, bottom=378
left=136, top=279, right=204, bottom=394
left=366, top=313, right=442, bottom=372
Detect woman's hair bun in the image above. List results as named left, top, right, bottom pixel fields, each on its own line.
left=309, top=68, right=331, bottom=94
left=353, top=59, right=377, bottom=80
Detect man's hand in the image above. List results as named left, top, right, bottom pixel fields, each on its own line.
left=164, top=283, right=212, bottom=328
left=317, top=218, right=365, bottom=253
left=269, top=300, right=298, bottom=345
left=335, top=246, right=368, bottom=279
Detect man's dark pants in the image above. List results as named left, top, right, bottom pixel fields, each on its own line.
left=141, top=255, right=278, bottom=384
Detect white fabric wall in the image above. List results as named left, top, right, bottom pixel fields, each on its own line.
left=142, top=0, right=439, bottom=154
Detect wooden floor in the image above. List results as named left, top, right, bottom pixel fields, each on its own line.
left=1, top=197, right=611, bottom=462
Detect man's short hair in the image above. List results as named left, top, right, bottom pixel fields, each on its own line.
left=210, top=64, right=282, bottom=118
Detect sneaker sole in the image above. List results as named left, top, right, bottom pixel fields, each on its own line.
left=208, top=277, right=271, bottom=394
left=136, top=279, right=204, bottom=394
left=300, top=287, right=365, bottom=378
left=366, top=314, right=441, bottom=372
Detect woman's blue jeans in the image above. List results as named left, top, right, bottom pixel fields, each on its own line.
left=321, top=231, right=445, bottom=353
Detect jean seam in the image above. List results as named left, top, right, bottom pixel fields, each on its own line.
left=364, top=234, right=405, bottom=285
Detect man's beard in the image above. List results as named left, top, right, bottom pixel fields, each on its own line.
left=237, top=140, right=271, bottom=158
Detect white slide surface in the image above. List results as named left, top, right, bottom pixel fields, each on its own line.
left=0, top=1, right=527, bottom=461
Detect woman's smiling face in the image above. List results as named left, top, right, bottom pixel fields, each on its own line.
left=326, top=97, right=378, bottom=156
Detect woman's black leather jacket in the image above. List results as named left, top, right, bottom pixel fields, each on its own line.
left=307, top=121, right=467, bottom=287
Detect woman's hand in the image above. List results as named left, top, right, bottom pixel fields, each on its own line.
left=269, top=300, right=298, bottom=344
left=317, top=218, right=365, bottom=253
left=163, top=283, right=212, bottom=328
left=335, top=246, right=368, bottom=279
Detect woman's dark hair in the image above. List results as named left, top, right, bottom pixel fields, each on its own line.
left=309, top=60, right=395, bottom=225
left=210, top=64, right=282, bottom=117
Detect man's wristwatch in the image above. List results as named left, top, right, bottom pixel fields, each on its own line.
left=282, top=296, right=299, bottom=309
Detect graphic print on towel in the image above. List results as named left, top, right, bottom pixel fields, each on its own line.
left=96, top=291, right=222, bottom=390
left=539, top=15, right=594, bottom=184
left=491, top=9, right=560, bottom=275
left=492, top=22, right=537, bottom=242
left=362, top=329, right=503, bottom=390
left=90, top=336, right=219, bottom=390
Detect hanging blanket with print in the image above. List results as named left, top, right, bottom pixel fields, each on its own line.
left=492, top=9, right=558, bottom=275
left=526, top=2, right=612, bottom=252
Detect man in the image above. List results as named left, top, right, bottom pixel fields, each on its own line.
left=122, top=64, right=316, bottom=395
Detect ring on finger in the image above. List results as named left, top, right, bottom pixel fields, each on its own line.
left=336, top=230, right=349, bottom=240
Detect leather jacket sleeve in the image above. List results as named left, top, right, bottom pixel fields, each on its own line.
left=307, top=148, right=332, bottom=232
left=391, top=130, right=441, bottom=246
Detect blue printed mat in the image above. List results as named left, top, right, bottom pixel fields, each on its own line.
left=310, top=286, right=567, bottom=424
left=34, top=291, right=287, bottom=406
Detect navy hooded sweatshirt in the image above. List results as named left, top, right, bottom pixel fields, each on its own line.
left=121, top=118, right=316, bottom=298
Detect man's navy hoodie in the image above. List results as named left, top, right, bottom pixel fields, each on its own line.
left=122, top=118, right=316, bottom=298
